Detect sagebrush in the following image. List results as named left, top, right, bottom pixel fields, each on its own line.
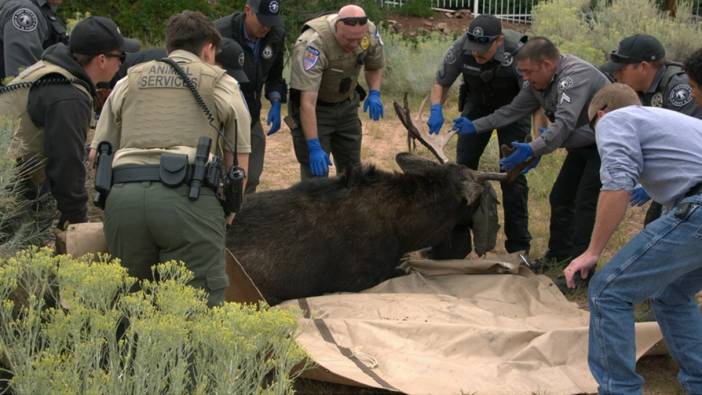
left=0, top=248, right=306, bottom=394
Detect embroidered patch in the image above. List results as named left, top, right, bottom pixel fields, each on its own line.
left=238, top=52, right=245, bottom=66
left=360, top=35, right=370, bottom=51
left=303, top=46, right=320, bottom=71
left=522, top=80, right=530, bottom=89
left=501, top=52, right=513, bottom=67
left=262, top=45, right=273, bottom=59
left=472, top=26, right=484, bottom=37
left=558, top=76, right=574, bottom=93
left=12, top=8, right=38, bottom=32
left=444, top=47, right=456, bottom=65
left=268, top=0, right=279, bottom=13
left=650, top=92, right=663, bottom=107
left=560, top=92, right=572, bottom=104
left=374, top=29, right=384, bottom=46
left=669, top=84, right=693, bottom=107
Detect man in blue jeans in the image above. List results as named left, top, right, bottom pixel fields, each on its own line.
left=564, top=82, right=702, bottom=394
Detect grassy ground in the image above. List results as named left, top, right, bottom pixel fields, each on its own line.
left=253, top=96, right=690, bottom=394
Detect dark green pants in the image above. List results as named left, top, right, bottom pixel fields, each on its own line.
left=246, top=121, right=265, bottom=194
left=290, top=97, right=362, bottom=179
left=104, top=182, right=227, bottom=306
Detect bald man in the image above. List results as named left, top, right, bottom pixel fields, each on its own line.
left=288, top=5, right=385, bottom=179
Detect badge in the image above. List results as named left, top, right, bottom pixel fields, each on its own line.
left=238, top=52, right=245, bottom=66
left=650, top=92, right=663, bottom=107
left=374, top=29, right=384, bottom=46
left=262, top=45, right=273, bottom=60
left=360, top=35, right=370, bottom=51
left=669, top=84, right=693, bottom=107
left=303, top=46, right=320, bottom=71
left=12, top=8, right=38, bottom=32
left=558, top=76, right=574, bottom=93
left=501, top=52, right=513, bottom=67
left=444, top=47, right=456, bottom=65
left=268, top=0, right=279, bottom=13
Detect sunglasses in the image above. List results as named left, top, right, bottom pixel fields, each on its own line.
left=467, top=32, right=497, bottom=44
left=339, top=16, right=368, bottom=26
left=104, top=52, right=126, bottom=63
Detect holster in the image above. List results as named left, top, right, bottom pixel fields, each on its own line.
left=159, top=153, right=189, bottom=187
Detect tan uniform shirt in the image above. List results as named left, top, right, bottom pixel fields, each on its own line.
left=290, top=14, right=384, bottom=103
left=92, top=50, right=251, bottom=167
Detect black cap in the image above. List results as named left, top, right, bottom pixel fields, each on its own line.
left=247, top=0, right=282, bottom=27
left=464, top=15, right=502, bottom=54
left=216, top=38, right=249, bottom=83
left=602, top=34, right=666, bottom=72
left=69, top=16, right=141, bottom=55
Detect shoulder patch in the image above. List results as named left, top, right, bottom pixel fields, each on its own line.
left=12, top=8, right=38, bottom=32
left=669, top=83, right=693, bottom=107
left=650, top=92, right=663, bottom=107
left=303, top=46, right=320, bottom=71
left=374, top=29, right=383, bottom=46
left=558, top=76, right=574, bottom=93
left=444, top=47, right=456, bottom=65
left=501, top=52, right=513, bottom=67
left=262, top=45, right=273, bottom=60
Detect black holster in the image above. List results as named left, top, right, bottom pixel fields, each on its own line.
left=223, top=166, right=246, bottom=215
left=93, top=142, right=113, bottom=209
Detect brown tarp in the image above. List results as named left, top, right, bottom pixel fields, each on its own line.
left=285, top=255, right=664, bottom=394
left=61, top=223, right=667, bottom=394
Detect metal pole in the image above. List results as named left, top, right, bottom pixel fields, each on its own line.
left=474, top=0, right=480, bottom=16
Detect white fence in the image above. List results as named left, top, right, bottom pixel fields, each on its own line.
left=378, top=0, right=537, bottom=24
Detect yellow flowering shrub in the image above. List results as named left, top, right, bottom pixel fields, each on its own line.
left=0, top=248, right=306, bottom=394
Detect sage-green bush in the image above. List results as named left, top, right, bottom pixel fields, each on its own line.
left=0, top=248, right=306, bottom=394
left=531, top=0, right=702, bottom=65
left=0, top=120, right=54, bottom=257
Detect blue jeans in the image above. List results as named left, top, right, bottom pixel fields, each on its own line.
left=588, top=194, right=702, bottom=395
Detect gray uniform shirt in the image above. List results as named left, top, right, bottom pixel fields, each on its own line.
left=0, top=0, right=57, bottom=79
left=642, top=64, right=702, bottom=119
left=473, top=55, right=610, bottom=156
left=596, top=106, right=702, bottom=209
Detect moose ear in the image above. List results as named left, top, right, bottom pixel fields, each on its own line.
left=395, top=153, right=441, bottom=174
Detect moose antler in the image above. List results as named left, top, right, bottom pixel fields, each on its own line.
left=393, top=93, right=455, bottom=164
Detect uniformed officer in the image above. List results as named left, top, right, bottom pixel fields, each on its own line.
left=602, top=34, right=702, bottom=224
left=452, top=37, right=610, bottom=271
left=91, top=11, right=251, bottom=307
left=216, top=0, right=286, bottom=193
left=289, top=4, right=384, bottom=179
left=428, top=15, right=531, bottom=255
left=0, top=0, right=67, bottom=82
left=0, top=16, right=131, bottom=229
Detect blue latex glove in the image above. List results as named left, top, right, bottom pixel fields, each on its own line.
left=427, top=104, right=444, bottom=134
left=520, top=127, right=546, bottom=174
left=630, top=186, right=651, bottom=206
left=500, top=141, right=534, bottom=171
left=452, top=116, right=476, bottom=135
left=307, top=138, right=331, bottom=177
left=266, top=100, right=282, bottom=135
left=363, top=89, right=384, bottom=121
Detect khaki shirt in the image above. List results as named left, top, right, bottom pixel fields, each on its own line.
left=290, top=14, right=384, bottom=103
left=93, top=49, right=251, bottom=167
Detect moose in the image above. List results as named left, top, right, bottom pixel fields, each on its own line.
left=226, top=97, right=509, bottom=305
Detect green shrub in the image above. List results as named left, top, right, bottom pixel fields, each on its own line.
left=0, top=119, right=54, bottom=257
left=531, top=0, right=702, bottom=65
left=0, top=248, right=306, bottom=394
left=397, top=0, right=433, bottom=17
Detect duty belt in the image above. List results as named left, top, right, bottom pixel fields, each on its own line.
left=112, top=165, right=217, bottom=191
left=317, top=97, right=352, bottom=107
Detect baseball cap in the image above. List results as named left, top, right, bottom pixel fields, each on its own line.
left=247, top=0, right=282, bottom=27
left=602, top=34, right=666, bottom=72
left=216, top=38, right=249, bottom=83
left=464, top=15, right=502, bottom=54
left=587, top=83, right=642, bottom=124
left=70, top=16, right=141, bottom=55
